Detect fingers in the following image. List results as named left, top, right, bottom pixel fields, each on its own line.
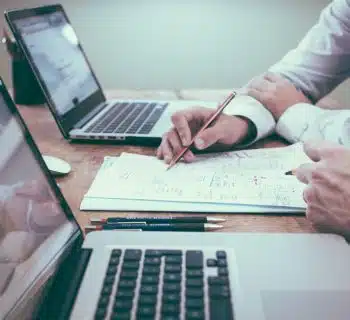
left=245, top=87, right=262, bottom=102
left=156, top=129, right=195, bottom=164
left=157, top=106, right=249, bottom=164
left=294, top=161, right=332, bottom=185
left=15, top=180, right=50, bottom=202
left=262, top=72, right=286, bottom=83
left=31, top=201, right=64, bottom=228
left=302, top=139, right=347, bottom=162
left=157, top=107, right=214, bottom=164
left=294, top=163, right=315, bottom=184
left=171, top=107, right=211, bottom=146
left=157, top=132, right=176, bottom=164
left=245, top=79, right=276, bottom=107
left=246, top=72, right=284, bottom=91
left=246, top=77, right=272, bottom=92
left=171, top=112, right=192, bottom=146
left=194, top=126, right=221, bottom=150
left=302, top=184, right=314, bottom=203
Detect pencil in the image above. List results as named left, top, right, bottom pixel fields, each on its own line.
left=166, top=91, right=237, bottom=170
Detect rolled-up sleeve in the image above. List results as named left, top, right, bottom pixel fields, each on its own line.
left=276, top=102, right=350, bottom=146
left=269, top=0, right=350, bottom=103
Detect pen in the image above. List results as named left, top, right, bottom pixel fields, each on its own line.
left=85, top=223, right=223, bottom=232
left=90, top=216, right=226, bottom=225
left=285, top=170, right=296, bottom=176
left=167, top=91, right=237, bottom=170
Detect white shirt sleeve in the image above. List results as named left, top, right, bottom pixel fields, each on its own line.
left=222, top=94, right=276, bottom=146
left=276, top=103, right=350, bottom=146
left=269, top=0, right=350, bottom=103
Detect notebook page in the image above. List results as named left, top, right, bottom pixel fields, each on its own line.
left=85, top=143, right=310, bottom=208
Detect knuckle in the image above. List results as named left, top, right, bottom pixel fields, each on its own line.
left=247, top=88, right=259, bottom=99
left=190, top=106, right=206, bottom=113
left=167, top=129, right=177, bottom=140
left=303, top=186, right=315, bottom=203
left=162, top=131, right=170, bottom=140
left=246, top=87, right=254, bottom=95
left=257, top=93, right=267, bottom=104
left=265, top=92, right=274, bottom=101
left=310, top=169, right=323, bottom=181
left=171, top=112, right=181, bottom=123
left=305, top=207, right=315, bottom=221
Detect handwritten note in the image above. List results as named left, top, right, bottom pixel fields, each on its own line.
left=85, top=143, right=310, bottom=209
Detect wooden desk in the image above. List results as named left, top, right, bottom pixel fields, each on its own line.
left=17, top=89, right=316, bottom=234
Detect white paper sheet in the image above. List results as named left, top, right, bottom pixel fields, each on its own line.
left=81, top=143, right=310, bottom=213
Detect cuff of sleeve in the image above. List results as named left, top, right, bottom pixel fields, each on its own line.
left=276, top=103, right=324, bottom=143
left=223, top=94, right=276, bottom=146
left=319, top=110, right=350, bottom=146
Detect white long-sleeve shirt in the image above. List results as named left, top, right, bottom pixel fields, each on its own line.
left=223, top=0, right=350, bottom=146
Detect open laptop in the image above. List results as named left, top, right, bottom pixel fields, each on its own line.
left=1, top=80, right=350, bottom=320
left=4, top=4, right=216, bottom=145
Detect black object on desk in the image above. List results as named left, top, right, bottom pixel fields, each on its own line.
left=85, top=223, right=223, bottom=232
left=90, top=216, right=226, bottom=225
left=2, top=29, right=46, bottom=105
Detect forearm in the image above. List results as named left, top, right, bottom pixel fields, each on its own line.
left=269, top=0, right=350, bottom=103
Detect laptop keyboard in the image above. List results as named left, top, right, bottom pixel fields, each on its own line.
left=85, top=102, right=168, bottom=135
left=94, top=249, right=234, bottom=320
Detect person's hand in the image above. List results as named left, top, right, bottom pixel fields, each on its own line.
left=3, top=179, right=62, bottom=232
left=245, top=72, right=311, bottom=120
left=294, top=140, right=350, bottom=240
left=156, top=106, right=251, bottom=163
left=14, top=179, right=52, bottom=202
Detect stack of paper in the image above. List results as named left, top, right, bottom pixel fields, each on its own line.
left=81, top=143, right=311, bottom=213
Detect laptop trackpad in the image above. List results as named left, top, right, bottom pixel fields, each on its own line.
left=261, top=290, right=350, bottom=320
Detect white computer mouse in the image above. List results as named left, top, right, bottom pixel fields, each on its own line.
left=42, top=155, right=71, bottom=177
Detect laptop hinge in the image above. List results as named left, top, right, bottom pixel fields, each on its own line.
left=73, top=102, right=107, bottom=129
left=58, top=248, right=92, bottom=319
left=37, top=247, right=93, bottom=319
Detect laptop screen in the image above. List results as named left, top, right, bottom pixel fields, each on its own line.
left=0, top=81, right=80, bottom=317
left=12, top=11, right=100, bottom=117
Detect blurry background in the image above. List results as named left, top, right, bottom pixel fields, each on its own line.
left=0, top=0, right=348, bottom=104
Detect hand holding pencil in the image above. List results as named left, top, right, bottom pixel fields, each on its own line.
left=284, top=140, right=350, bottom=241
left=157, top=91, right=254, bottom=166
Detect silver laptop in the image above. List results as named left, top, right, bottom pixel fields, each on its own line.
left=5, top=4, right=215, bottom=145
left=1, top=79, right=350, bottom=320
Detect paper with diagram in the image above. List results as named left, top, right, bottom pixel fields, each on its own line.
left=81, top=143, right=311, bottom=211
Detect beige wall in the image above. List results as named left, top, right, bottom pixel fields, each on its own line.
left=2, top=0, right=348, bottom=104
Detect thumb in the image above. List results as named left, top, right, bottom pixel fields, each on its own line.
left=293, top=162, right=314, bottom=184
left=194, top=127, right=221, bottom=150
left=303, top=139, right=345, bottom=161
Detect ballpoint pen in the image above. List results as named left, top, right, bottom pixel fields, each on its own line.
left=85, top=223, right=223, bottom=232
left=166, top=91, right=237, bottom=170
left=90, top=217, right=226, bottom=225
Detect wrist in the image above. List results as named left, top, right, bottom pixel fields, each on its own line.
left=273, top=106, right=291, bottom=121
left=234, top=116, right=257, bottom=145
left=274, top=94, right=312, bottom=121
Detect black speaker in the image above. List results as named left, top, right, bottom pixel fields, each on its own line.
left=12, top=54, right=46, bottom=105
left=3, top=30, right=46, bottom=105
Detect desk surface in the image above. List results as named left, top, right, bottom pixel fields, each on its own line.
left=17, top=89, right=316, bottom=234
